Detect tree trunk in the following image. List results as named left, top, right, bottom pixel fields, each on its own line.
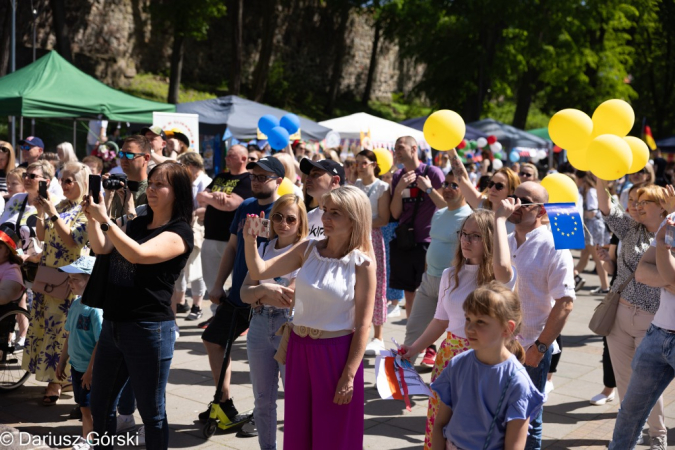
left=361, top=16, right=381, bottom=106
left=49, top=0, right=72, bottom=62
left=230, top=0, right=243, bottom=95
left=326, top=3, right=351, bottom=114
left=168, top=31, right=185, bottom=104
left=0, top=2, right=10, bottom=76
left=251, top=0, right=278, bottom=102
left=512, top=68, right=537, bottom=129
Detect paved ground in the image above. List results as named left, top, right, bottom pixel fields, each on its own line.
left=2, top=255, right=675, bottom=449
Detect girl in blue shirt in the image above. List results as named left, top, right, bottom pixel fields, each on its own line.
left=431, top=282, right=544, bottom=450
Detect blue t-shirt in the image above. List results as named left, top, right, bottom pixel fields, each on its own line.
left=425, top=205, right=472, bottom=277
left=64, top=297, right=103, bottom=373
left=431, top=350, right=544, bottom=450
left=228, top=197, right=273, bottom=306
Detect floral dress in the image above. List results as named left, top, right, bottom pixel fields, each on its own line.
left=22, top=200, right=89, bottom=383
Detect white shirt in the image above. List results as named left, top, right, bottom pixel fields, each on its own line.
left=192, top=172, right=213, bottom=210
left=508, top=226, right=576, bottom=348
left=258, top=238, right=300, bottom=288
left=435, top=265, right=517, bottom=338
left=354, top=179, right=388, bottom=220
left=87, top=119, right=108, bottom=146
left=307, top=207, right=324, bottom=240
left=651, top=214, right=675, bottom=329
left=48, top=176, right=64, bottom=202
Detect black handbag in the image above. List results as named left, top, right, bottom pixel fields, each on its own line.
left=80, top=253, right=111, bottom=309
left=395, top=165, right=427, bottom=251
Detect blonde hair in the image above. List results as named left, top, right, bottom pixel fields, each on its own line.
left=27, top=160, right=55, bottom=180
left=269, top=194, right=308, bottom=241
left=0, top=141, right=16, bottom=173
left=56, top=142, right=78, bottom=164
left=481, top=168, right=520, bottom=210
left=178, top=152, right=205, bottom=170
left=60, top=162, right=91, bottom=202
left=463, top=281, right=525, bottom=362
left=273, top=152, right=297, bottom=182
left=321, top=185, right=372, bottom=254
left=520, top=163, right=539, bottom=181
left=7, top=167, right=25, bottom=183
left=637, top=184, right=667, bottom=218
left=450, top=210, right=496, bottom=293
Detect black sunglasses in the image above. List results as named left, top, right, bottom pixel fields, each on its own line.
left=441, top=182, right=459, bottom=190
left=22, top=173, right=43, bottom=180
left=0, top=147, right=10, bottom=153
left=488, top=181, right=506, bottom=191
left=519, top=172, right=534, bottom=178
left=507, top=194, right=544, bottom=207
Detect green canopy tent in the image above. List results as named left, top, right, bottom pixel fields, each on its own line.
left=527, top=127, right=551, bottom=141
left=0, top=51, right=175, bottom=149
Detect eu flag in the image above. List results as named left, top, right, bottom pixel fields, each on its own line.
left=546, top=203, right=585, bottom=250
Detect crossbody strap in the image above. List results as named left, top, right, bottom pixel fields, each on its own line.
left=483, top=370, right=517, bottom=450
left=407, top=165, right=429, bottom=228
left=15, top=195, right=29, bottom=230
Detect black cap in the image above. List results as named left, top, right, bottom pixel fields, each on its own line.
left=246, top=156, right=286, bottom=178
left=300, top=159, right=345, bottom=186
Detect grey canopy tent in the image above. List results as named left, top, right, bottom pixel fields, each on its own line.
left=467, top=119, right=549, bottom=151
left=176, top=95, right=331, bottom=141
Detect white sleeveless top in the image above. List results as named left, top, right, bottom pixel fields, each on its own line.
left=293, top=241, right=371, bottom=331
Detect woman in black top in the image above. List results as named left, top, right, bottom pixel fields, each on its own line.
left=84, top=162, right=194, bottom=450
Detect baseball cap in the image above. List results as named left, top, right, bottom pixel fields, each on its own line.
left=19, top=136, right=44, bottom=149
left=58, top=256, right=96, bottom=275
left=246, top=156, right=285, bottom=178
left=171, top=131, right=190, bottom=148
left=300, top=159, right=346, bottom=186
left=140, top=125, right=166, bottom=139
left=0, top=224, right=20, bottom=255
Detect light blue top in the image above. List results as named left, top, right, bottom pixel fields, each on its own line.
left=431, top=350, right=544, bottom=450
left=64, top=297, right=103, bottom=373
left=425, top=205, right=472, bottom=277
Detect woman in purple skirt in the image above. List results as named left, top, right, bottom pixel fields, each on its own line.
left=243, top=185, right=376, bottom=450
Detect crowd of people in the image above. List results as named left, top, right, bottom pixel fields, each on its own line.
left=0, top=127, right=674, bottom=450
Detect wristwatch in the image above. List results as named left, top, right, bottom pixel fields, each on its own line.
left=425, top=187, right=433, bottom=194
left=49, top=214, right=59, bottom=223
left=534, top=339, right=548, bottom=354
left=100, top=220, right=115, bottom=233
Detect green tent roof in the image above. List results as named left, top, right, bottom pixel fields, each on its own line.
left=527, top=127, right=551, bottom=141
left=0, top=51, right=175, bottom=122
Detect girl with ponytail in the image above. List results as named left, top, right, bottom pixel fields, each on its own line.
left=400, top=198, right=519, bottom=450
left=430, top=282, right=544, bottom=450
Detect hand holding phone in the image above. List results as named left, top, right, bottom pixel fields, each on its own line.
left=89, top=175, right=102, bottom=204
left=38, top=181, right=48, bottom=199
left=665, top=225, right=675, bottom=248
left=248, top=216, right=271, bottom=239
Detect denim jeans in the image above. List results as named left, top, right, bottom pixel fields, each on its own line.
left=117, top=381, right=136, bottom=416
left=247, top=307, right=290, bottom=450
left=524, top=345, right=553, bottom=450
left=609, top=325, right=675, bottom=449
left=91, top=319, right=175, bottom=450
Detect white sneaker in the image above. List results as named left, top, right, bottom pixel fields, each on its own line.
left=650, top=435, right=666, bottom=449
left=590, top=390, right=615, bottom=405
left=545, top=380, right=554, bottom=395
left=387, top=304, right=401, bottom=318
left=364, top=338, right=385, bottom=356
left=72, top=436, right=93, bottom=450
left=14, top=336, right=25, bottom=347
left=116, top=414, right=136, bottom=433
left=136, top=425, right=145, bottom=446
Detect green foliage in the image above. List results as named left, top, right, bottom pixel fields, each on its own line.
left=152, top=0, right=226, bottom=40
left=119, top=74, right=217, bottom=103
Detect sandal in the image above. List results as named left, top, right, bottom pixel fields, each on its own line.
left=42, top=394, right=60, bottom=406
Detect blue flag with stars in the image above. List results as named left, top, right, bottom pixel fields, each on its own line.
left=546, top=203, right=585, bottom=250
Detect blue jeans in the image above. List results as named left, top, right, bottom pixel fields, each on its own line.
left=609, top=325, right=674, bottom=449
left=524, top=345, right=553, bottom=450
left=91, top=319, right=175, bottom=450
left=117, top=381, right=136, bottom=416
left=247, top=307, right=290, bottom=450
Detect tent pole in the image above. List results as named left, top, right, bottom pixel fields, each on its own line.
left=19, top=116, right=23, bottom=140
left=9, top=0, right=17, bottom=149
left=73, top=121, right=77, bottom=152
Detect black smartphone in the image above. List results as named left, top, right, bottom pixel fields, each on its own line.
left=38, top=180, right=48, bottom=199
left=89, top=175, right=101, bottom=204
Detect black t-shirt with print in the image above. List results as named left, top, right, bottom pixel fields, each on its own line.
left=103, top=215, right=194, bottom=322
left=203, top=172, right=252, bottom=241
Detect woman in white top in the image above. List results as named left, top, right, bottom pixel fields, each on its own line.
left=354, top=150, right=391, bottom=355
left=240, top=194, right=308, bottom=450
left=243, top=185, right=376, bottom=450
left=400, top=203, right=518, bottom=450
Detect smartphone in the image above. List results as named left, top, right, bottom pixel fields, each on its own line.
left=249, top=216, right=271, bottom=239
left=38, top=180, right=48, bottom=199
left=666, top=225, right=675, bottom=247
left=89, top=175, right=102, bottom=204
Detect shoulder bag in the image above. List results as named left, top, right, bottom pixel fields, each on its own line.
left=395, top=165, right=428, bottom=251
left=588, top=272, right=634, bottom=336
left=80, top=253, right=111, bottom=309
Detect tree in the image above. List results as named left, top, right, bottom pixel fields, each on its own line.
left=362, top=0, right=386, bottom=106
left=229, top=0, right=244, bottom=95
left=326, top=0, right=352, bottom=114
left=50, top=0, right=72, bottom=62
left=251, top=0, right=279, bottom=102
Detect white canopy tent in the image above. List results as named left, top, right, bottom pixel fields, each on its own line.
left=319, top=112, right=429, bottom=149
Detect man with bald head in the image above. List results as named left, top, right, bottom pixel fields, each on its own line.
left=504, top=181, right=576, bottom=450
left=195, top=144, right=252, bottom=323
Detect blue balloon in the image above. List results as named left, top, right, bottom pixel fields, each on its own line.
left=268, top=126, right=290, bottom=150
left=280, top=114, right=301, bottom=135
left=509, top=151, right=520, bottom=162
left=258, top=115, right=279, bottom=136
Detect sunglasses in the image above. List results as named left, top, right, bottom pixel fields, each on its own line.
left=0, top=147, right=10, bottom=153
left=631, top=168, right=648, bottom=175
left=271, top=212, right=298, bottom=225
left=248, top=156, right=259, bottom=162
left=441, top=182, right=459, bottom=190
left=118, top=151, right=145, bottom=160
left=488, top=181, right=506, bottom=191
left=250, top=174, right=280, bottom=183
left=22, top=173, right=43, bottom=180
left=519, top=172, right=534, bottom=178
left=507, top=195, right=544, bottom=208
left=19, top=145, right=33, bottom=151
left=60, top=178, right=75, bottom=185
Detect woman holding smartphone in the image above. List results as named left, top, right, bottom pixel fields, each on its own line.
left=23, top=162, right=90, bottom=405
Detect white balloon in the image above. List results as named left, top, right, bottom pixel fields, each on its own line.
left=476, top=137, right=488, bottom=148
left=490, top=142, right=503, bottom=152
left=537, top=149, right=548, bottom=160
left=492, top=159, right=503, bottom=170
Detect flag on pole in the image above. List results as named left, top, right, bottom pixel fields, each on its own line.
left=642, top=118, right=657, bottom=150
left=546, top=203, right=585, bottom=250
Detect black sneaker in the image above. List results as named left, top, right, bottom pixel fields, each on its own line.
left=176, top=303, right=190, bottom=314
left=237, top=417, right=258, bottom=437
left=69, top=405, right=82, bottom=420
left=198, top=403, right=213, bottom=423
left=198, top=398, right=240, bottom=423
left=574, top=274, right=586, bottom=292
left=186, top=305, right=203, bottom=321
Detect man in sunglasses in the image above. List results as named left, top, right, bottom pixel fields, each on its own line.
left=18, top=136, right=45, bottom=168
left=403, top=172, right=471, bottom=366
left=201, top=156, right=284, bottom=427
left=299, top=159, right=345, bottom=239
left=105, top=135, right=151, bottom=221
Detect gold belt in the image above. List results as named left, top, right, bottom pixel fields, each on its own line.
left=293, top=325, right=352, bottom=339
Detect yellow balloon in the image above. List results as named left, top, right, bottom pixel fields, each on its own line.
left=423, top=110, right=465, bottom=151
left=541, top=173, right=579, bottom=204
left=567, top=148, right=591, bottom=171
left=277, top=177, right=295, bottom=197
left=623, top=136, right=650, bottom=174
left=587, top=135, right=633, bottom=181
left=548, top=109, right=593, bottom=152
left=373, top=148, right=394, bottom=175
left=591, top=99, right=635, bottom=138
